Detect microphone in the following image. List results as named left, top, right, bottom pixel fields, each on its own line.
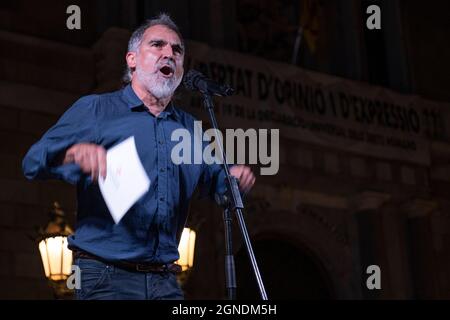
left=183, top=69, right=234, bottom=97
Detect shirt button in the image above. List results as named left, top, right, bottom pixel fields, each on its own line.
left=159, top=140, right=164, bottom=145
left=159, top=197, right=164, bottom=201
left=160, top=168, right=165, bottom=172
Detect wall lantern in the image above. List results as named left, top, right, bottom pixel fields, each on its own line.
left=36, top=202, right=74, bottom=298
left=176, top=227, right=196, bottom=285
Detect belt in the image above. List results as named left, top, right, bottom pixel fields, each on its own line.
left=73, top=250, right=182, bottom=274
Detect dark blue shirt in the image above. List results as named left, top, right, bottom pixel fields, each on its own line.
left=22, top=84, right=227, bottom=263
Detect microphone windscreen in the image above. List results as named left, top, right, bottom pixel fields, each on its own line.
left=183, top=69, right=202, bottom=91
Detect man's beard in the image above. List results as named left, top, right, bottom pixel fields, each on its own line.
left=135, top=61, right=182, bottom=99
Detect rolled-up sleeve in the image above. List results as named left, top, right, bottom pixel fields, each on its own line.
left=22, top=95, right=99, bottom=184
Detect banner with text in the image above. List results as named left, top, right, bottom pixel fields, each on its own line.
left=175, top=41, right=448, bottom=166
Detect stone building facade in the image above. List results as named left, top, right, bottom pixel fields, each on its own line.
left=0, top=0, right=449, bottom=299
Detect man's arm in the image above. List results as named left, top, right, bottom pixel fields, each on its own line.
left=200, top=162, right=255, bottom=200
left=22, top=95, right=101, bottom=184
left=195, top=121, right=255, bottom=198
left=62, top=143, right=107, bottom=182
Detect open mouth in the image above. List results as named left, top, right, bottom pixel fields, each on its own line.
left=159, top=65, right=174, bottom=77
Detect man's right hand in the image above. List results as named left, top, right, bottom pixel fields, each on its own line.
left=63, top=143, right=107, bottom=182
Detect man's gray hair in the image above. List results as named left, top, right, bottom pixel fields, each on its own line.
left=123, top=13, right=184, bottom=83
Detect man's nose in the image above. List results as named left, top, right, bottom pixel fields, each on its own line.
left=161, top=44, right=174, bottom=58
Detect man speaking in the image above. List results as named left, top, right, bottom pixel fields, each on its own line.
left=22, top=13, right=255, bottom=300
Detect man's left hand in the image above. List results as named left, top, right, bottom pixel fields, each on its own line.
left=229, top=165, right=256, bottom=194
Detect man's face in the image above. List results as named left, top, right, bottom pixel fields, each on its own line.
left=128, top=25, right=185, bottom=99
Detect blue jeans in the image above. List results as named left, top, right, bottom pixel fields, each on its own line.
left=74, top=258, right=184, bottom=300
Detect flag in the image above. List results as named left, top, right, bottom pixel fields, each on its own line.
left=299, top=0, right=321, bottom=53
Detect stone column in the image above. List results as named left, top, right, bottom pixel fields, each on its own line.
left=403, top=199, right=438, bottom=299
left=348, top=191, right=391, bottom=299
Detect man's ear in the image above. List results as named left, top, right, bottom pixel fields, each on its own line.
left=126, top=52, right=136, bottom=69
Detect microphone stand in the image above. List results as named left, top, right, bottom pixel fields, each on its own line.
left=202, top=93, right=268, bottom=300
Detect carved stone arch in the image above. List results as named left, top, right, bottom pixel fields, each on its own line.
left=235, top=206, right=358, bottom=299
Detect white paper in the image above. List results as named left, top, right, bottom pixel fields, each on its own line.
left=98, top=136, right=150, bottom=224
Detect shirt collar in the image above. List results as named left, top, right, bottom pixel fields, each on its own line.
left=122, top=84, right=180, bottom=120
left=122, top=84, right=143, bottom=109
left=163, top=102, right=181, bottom=120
